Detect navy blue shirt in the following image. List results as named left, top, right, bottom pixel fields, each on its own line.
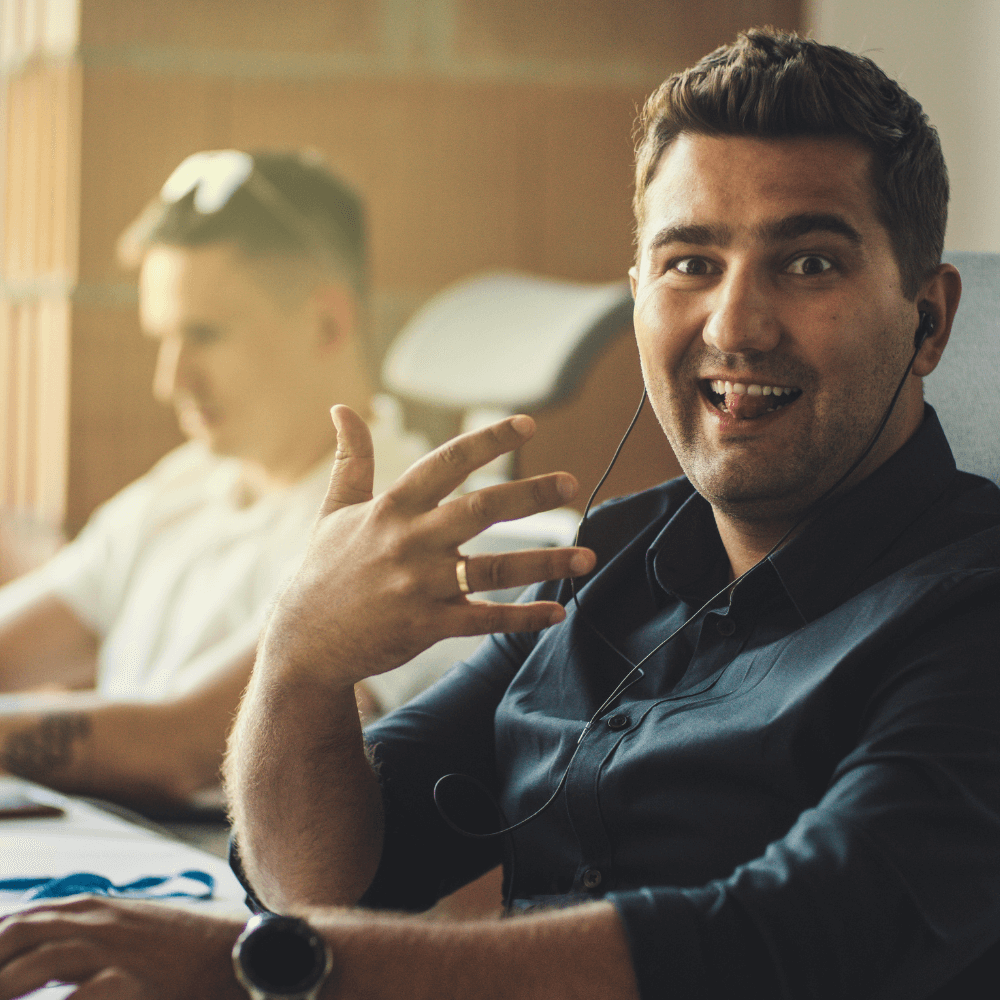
left=359, top=407, right=1000, bottom=999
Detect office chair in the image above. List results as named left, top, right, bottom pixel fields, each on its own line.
left=383, top=271, right=634, bottom=488
left=930, top=252, right=1000, bottom=485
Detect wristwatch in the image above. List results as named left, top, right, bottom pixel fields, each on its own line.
left=232, top=913, right=334, bottom=1000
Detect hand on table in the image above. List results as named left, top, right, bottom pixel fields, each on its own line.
left=0, top=896, right=244, bottom=1000
left=262, top=407, right=596, bottom=686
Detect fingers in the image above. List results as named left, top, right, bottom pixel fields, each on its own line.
left=457, top=547, right=596, bottom=596
left=454, top=599, right=571, bottom=635
left=437, top=546, right=595, bottom=636
left=0, top=937, right=113, bottom=1000
left=318, top=405, right=376, bottom=518
left=432, top=472, right=578, bottom=544
left=391, top=415, right=537, bottom=511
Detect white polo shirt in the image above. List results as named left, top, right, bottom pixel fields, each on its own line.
left=0, top=397, right=439, bottom=712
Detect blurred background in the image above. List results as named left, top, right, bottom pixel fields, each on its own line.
left=0, top=0, right=996, bottom=554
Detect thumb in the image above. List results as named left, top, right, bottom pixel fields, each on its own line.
left=318, top=404, right=376, bottom=517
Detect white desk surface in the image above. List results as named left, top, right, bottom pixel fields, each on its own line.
left=1, top=777, right=250, bottom=998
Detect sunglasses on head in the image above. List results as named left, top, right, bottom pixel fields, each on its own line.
left=160, top=150, right=330, bottom=255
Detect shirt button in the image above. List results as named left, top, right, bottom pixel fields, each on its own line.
left=582, top=868, right=602, bottom=889
left=607, top=713, right=630, bottom=731
left=716, top=617, right=736, bottom=636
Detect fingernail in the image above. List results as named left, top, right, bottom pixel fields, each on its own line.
left=510, top=414, right=534, bottom=436
left=557, top=476, right=576, bottom=500
left=570, top=551, right=592, bottom=573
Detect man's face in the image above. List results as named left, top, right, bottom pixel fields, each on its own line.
left=139, top=243, right=321, bottom=469
left=630, top=133, right=922, bottom=523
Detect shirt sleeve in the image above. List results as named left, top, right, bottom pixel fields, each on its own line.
left=29, top=473, right=159, bottom=635
left=358, top=627, right=536, bottom=912
left=608, top=584, right=1000, bottom=1000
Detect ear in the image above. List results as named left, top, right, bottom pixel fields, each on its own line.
left=628, top=265, right=639, bottom=300
left=310, top=282, right=357, bottom=354
left=912, top=263, right=962, bottom=378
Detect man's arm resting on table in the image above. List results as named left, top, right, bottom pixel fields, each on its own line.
left=307, top=900, right=640, bottom=1000
left=0, top=895, right=640, bottom=1000
left=0, top=595, right=98, bottom=693
left=0, top=645, right=256, bottom=806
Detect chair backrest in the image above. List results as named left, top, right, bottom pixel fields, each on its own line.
left=382, top=272, right=633, bottom=412
left=928, top=252, right=1000, bottom=484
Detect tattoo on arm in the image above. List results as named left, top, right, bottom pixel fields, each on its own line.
left=2, top=713, right=92, bottom=781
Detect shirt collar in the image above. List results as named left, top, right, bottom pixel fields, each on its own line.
left=647, top=489, right=728, bottom=606
left=768, top=404, right=957, bottom=622
left=646, top=405, right=957, bottom=619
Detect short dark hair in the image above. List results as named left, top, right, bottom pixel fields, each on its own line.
left=119, top=150, right=380, bottom=375
left=121, top=151, right=367, bottom=295
left=633, top=28, right=948, bottom=298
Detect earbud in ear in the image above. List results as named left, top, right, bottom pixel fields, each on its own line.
left=915, top=311, right=934, bottom=349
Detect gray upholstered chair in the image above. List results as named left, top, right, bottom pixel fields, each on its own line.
left=383, top=272, right=634, bottom=417
left=929, top=252, right=1000, bottom=484
left=383, top=272, right=633, bottom=488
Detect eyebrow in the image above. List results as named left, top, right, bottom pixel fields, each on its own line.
left=763, top=212, right=863, bottom=245
left=645, top=212, right=863, bottom=253
left=646, top=223, right=730, bottom=252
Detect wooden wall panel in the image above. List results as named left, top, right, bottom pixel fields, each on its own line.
left=78, top=0, right=380, bottom=54
left=2, top=0, right=803, bottom=539
left=0, top=298, right=70, bottom=519
left=454, top=0, right=803, bottom=64
left=0, top=56, right=78, bottom=534
left=77, top=69, right=229, bottom=282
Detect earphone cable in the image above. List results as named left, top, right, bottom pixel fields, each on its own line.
left=434, top=335, right=925, bottom=844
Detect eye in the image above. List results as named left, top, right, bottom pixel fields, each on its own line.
left=787, top=255, right=833, bottom=276
left=672, top=257, right=719, bottom=276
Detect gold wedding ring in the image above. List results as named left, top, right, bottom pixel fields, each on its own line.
left=456, top=556, right=471, bottom=595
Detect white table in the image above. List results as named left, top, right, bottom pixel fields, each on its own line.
left=0, top=777, right=250, bottom=998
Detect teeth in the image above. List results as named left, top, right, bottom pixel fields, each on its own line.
left=708, top=381, right=799, bottom=397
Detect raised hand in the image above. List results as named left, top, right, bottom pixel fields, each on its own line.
left=260, top=406, right=596, bottom=687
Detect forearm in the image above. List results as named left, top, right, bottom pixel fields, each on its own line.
left=225, top=650, right=384, bottom=913
left=0, top=692, right=223, bottom=804
left=312, top=901, right=639, bottom=1000
left=0, top=594, right=98, bottom=692
left=224, top=410, right=591, bottom=914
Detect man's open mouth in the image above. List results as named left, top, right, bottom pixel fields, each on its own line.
left=703, top=379, right=803, bottom=420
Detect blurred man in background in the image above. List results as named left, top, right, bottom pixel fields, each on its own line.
left=0, top=150, right=426, bottom=807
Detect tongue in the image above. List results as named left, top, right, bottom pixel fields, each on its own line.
left=725, top=392, right=774, bottom=420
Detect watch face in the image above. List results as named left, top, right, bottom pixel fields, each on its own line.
left=240, top=917, right=326, bottom=993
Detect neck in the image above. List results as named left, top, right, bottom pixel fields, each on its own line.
left=235, top=422, right=340, bottom=502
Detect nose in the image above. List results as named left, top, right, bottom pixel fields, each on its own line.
left=152, top=336, right=188, bottom=403
left=702, top=266, right=781, bottom=356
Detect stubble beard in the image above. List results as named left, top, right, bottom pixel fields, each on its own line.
left=646, top=341, right=908, bottom=527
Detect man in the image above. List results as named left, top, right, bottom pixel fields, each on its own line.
left=0, top=151, right=426, bottom=805
left=2, top=29, right=999, bottom=1000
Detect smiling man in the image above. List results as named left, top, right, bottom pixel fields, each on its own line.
left=629, top=130, right=953, bottom=575
left=2, top=29, right=999, bottom=1000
